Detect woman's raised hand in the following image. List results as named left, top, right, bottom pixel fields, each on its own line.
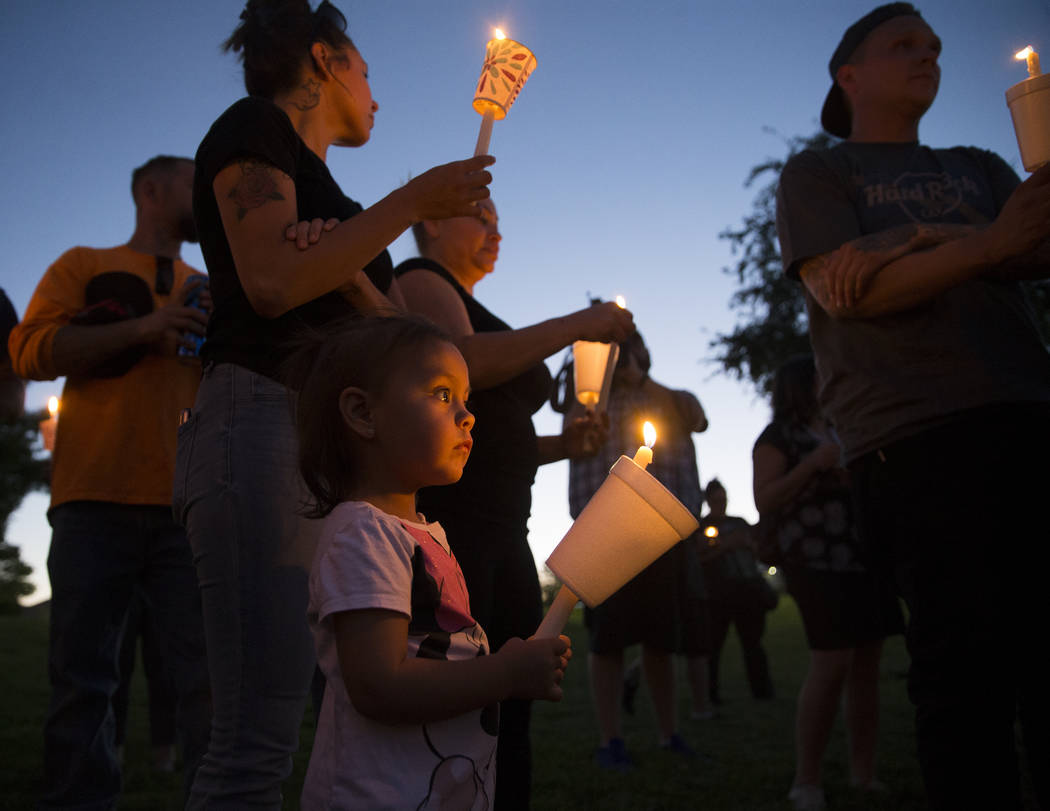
left=404, top=155, right=496, bottom=221
left=570, top=301, right=635, bottom=344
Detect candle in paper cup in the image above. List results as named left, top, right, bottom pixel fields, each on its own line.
left=632, top=421, right=656, bottom=470
left=1007, top=45, right=1050, bottom=171
left=40, top=396, right=59, bottom=452
left=472, top=28, right=537, bottom=156
left=573, top=340, right=619, bottom=410
left=544, top=454, right=699, bottom=611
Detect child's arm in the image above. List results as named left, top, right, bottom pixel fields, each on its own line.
left=335, top=609, right=571, bottom=725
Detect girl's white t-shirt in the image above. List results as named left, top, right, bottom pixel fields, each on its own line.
left=303, top=500, right=498, bottom=810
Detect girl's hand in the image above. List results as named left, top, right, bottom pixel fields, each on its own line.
left=284, top=217, right=340, bottom=250
left=403, top=156, right=496, bottom=221
left=568, top=301, right=635, bottom=344
left=497, top=635, right=572, bottom=702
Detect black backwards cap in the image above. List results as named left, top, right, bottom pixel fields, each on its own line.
left=821, top=3, right=923, bottom=137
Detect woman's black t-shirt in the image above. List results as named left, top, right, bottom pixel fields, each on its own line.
left=194, top=97, right=393, bottom=381
left=394, top=258, right=551, bottom=528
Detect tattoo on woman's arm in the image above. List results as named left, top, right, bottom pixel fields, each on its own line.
left=228, top=160, right=285, bottom=221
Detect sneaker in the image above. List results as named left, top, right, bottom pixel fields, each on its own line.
left=787, top=784, right=826, bottom=811
left=595, top=737, right=633, bottom=772
left=659, top=733, right=696, bottom=758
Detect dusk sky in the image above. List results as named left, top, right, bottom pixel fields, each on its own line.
left=2, top=0, right=1045, bottom=603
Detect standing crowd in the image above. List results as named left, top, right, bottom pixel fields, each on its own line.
left=4, top=1, right=1049, bottom=810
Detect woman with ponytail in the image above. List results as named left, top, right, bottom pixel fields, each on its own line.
left=172, top=2, right=493, bottom=805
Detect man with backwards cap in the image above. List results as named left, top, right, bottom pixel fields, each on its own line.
left=776, top=4, right=1050, bottom=810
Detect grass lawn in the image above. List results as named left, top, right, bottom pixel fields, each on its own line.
left=1, top=597, right=1035, bottom=809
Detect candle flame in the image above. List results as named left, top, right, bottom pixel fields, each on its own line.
left=615, top=295, right=627, bottom=309
left=768, top=566, right=778, bottom=576
left=493, top=28, right=506, bottom=40
left=1016, top=46, right=1035, bottom=61
left=48, top=396, right=59, bottom=417
left=704, top=526, right=718, bottom=539
left=642, top=421, right=656, bottom=449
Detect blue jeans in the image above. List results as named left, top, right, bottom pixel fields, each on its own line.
left=173, top=363, right=318, bottom=809
left=42, top=501, right=210, bottom=810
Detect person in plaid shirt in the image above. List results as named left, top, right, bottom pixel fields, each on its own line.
left=562, top=331, right=708, bottom=771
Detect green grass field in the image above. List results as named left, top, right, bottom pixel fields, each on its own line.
left=0, top=599, right=1035, bottom=809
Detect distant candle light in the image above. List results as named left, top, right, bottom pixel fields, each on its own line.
left=48, top=396, right=59, bottom=417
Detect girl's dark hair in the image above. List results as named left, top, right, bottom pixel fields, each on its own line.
left=283, top=314, right=454, bottom=518
left=770, top=354, right=819, bottom=427
left=224, top=0, right=355, bottom=99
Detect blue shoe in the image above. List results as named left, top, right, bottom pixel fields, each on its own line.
left=660, top=733, right=696, bottom=757
left=595, top=737, right=633, bottom=772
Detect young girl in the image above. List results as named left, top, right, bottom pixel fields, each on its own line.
left=288, top=315, right=572, bottom=810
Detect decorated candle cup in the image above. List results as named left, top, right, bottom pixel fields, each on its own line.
left=545, top=455, right=699, bottom=608
left=1007, top=73, right=1050, bottom=171
left=473, top=36, right=537, bottom=121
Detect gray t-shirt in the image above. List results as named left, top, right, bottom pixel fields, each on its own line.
left=776, top=142, right=1050, bottom=461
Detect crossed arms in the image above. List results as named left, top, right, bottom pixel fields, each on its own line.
left=799, top=163, right=1050, bottom=319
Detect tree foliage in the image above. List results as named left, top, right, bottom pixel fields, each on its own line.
left=0, top=410, right=50, bottom=612
left=709, top=130, right=834, bottom=396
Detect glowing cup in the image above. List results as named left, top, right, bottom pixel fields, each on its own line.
left=535, top=455, right=699, bottom=637
left=1006, top=73, right=1050, bottom=172
left=572, top=341, right=619, bottom=411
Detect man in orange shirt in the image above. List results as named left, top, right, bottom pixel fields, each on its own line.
left=9, top=156, right=211, bottom=808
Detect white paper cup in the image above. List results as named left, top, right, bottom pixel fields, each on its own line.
left=1006, top=73, right=1050, bottom=172
left=573, top=341, right=617, bottom=409
left=545, top=455, right=699, bottom=608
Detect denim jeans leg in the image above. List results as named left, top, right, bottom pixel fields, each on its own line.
left=42, top=502, right=140, bottom=811
left=138, top=511, right=211, bottom=799
left=175, top=364, right=318, bottom=809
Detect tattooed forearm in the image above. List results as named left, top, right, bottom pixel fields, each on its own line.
left=289, top=77, right=321, bottom=111
left=799, top=255, right=832, bottom=304
left=851, top=225, right=922, bottom=252
left=228, top=159, right=285, bottom=221
left=854, top=223, right=977, bottom=253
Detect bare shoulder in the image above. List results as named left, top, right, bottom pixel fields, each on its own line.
left=397, top=268, right=474, bottom=336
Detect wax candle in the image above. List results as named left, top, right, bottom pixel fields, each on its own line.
left=632, top=421, right=656, bottom=469
left=40, top=396, right=59, bottom=452
left=1016, top=45, right=1041, bottom=78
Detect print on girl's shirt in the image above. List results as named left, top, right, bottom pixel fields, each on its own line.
left=402, top=521, right=475, bottom=635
